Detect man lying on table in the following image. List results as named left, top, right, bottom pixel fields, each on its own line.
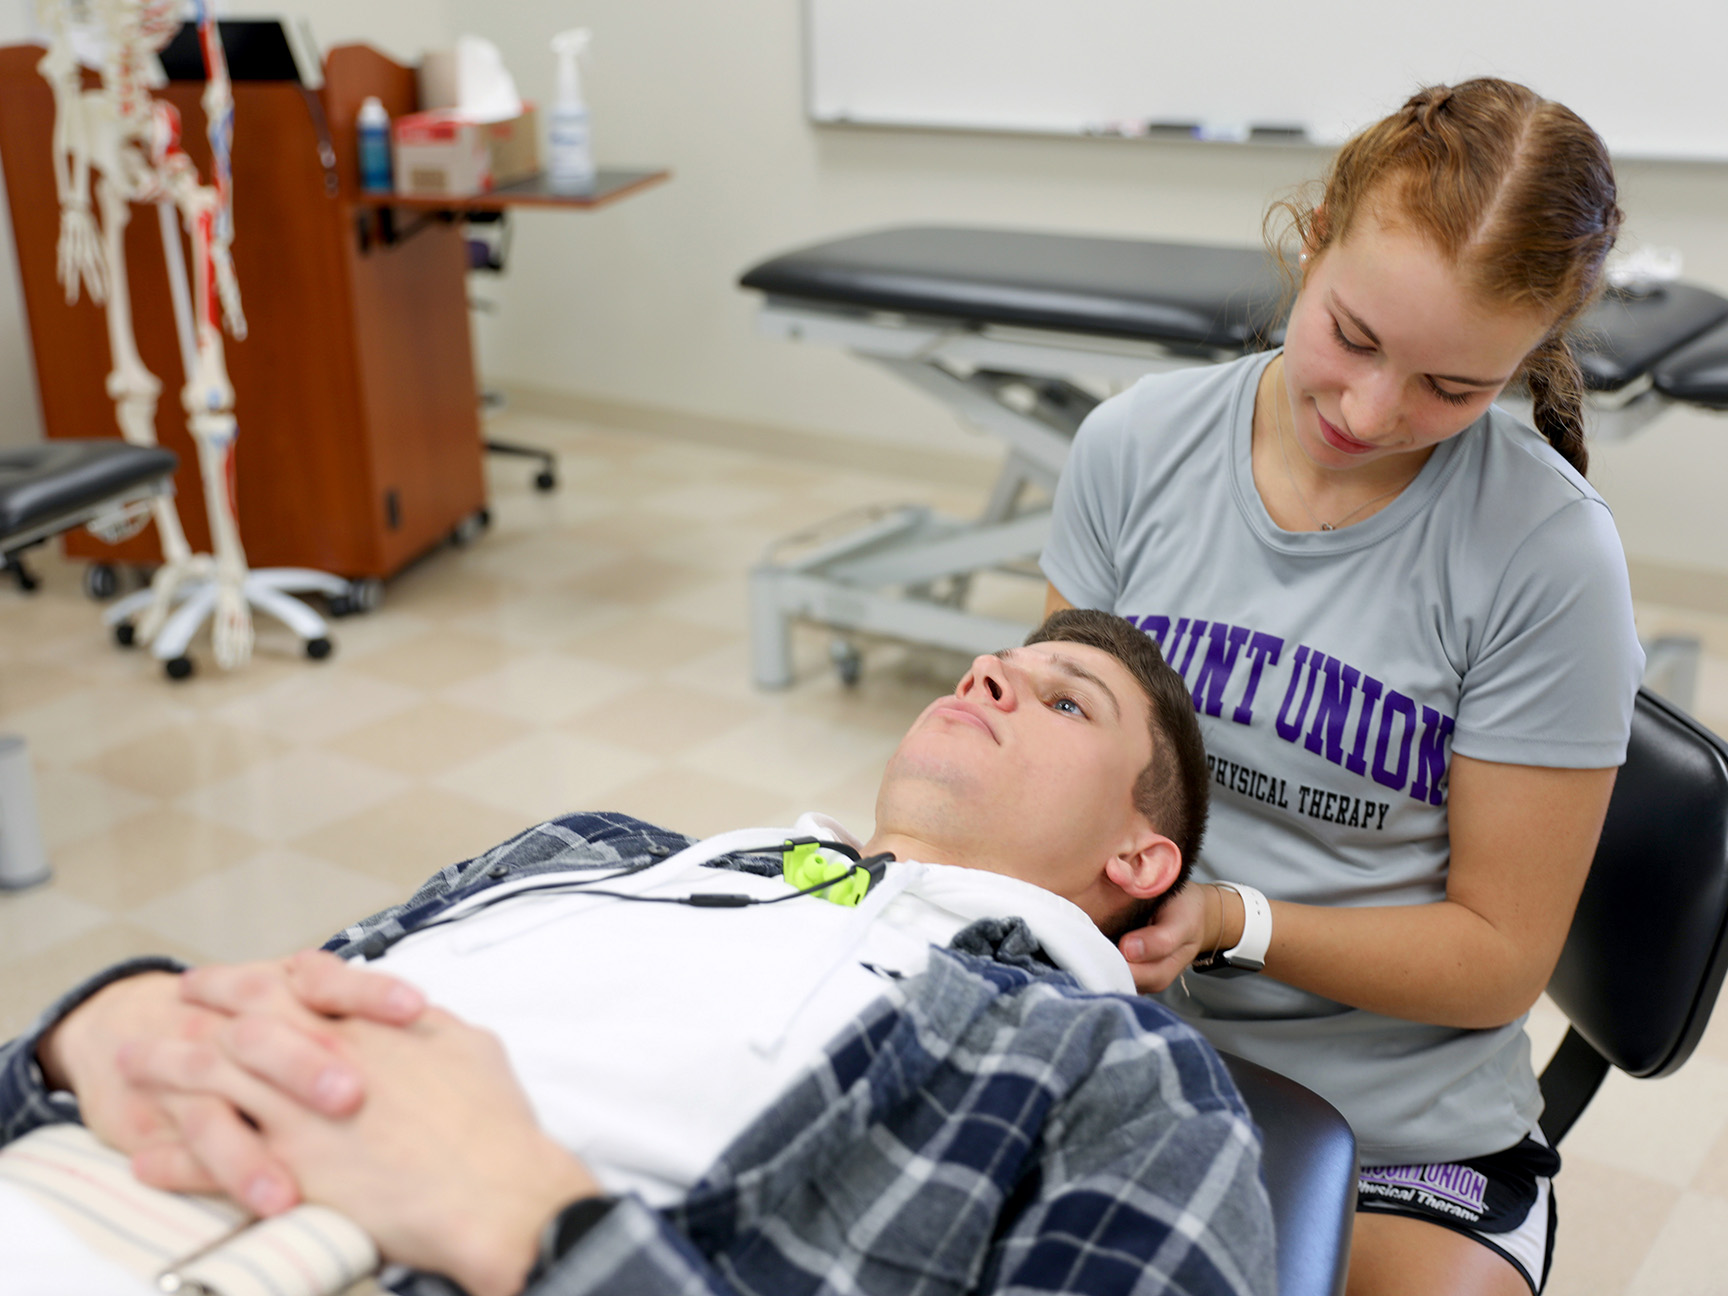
left=1, top=609, right=1275, bottom=1296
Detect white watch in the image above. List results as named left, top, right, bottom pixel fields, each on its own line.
left=1191, top=882, right=1272, bottom=977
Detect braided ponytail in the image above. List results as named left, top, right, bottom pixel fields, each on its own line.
left=1522, top=335, right=1590, bottom=475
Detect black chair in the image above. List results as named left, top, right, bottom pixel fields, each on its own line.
left=1222, top=1051, right=1356, bottom=1296
left=1, top=440, right=177, bottom=593
left=1211, top=687, right=1728, bottom=1295
left=465, top=211, right=559, bottom=493
left=1539, top=686, right=1728, bottom=1142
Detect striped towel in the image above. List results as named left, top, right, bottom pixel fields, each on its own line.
left=0, top=1124, right=377, bottom=1296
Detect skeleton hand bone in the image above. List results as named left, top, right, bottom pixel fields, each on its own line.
left=55, top=203, right=108, bottom=304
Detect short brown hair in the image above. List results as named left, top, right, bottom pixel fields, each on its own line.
left=1024, top=609, right=1209, bottom=933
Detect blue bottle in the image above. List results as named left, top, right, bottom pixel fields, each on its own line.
left=358, top=96, right=392, bottom=193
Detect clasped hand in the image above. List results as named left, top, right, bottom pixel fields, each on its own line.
left=38, top=951, right=419, bottom=1212
left=43, top=952, right=598, bottom=1294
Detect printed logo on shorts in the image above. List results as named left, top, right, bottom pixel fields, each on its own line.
left=1358, top=1162, right=1488, bottom=1223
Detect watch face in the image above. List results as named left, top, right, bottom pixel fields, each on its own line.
left=1190, top=952, right=1262, bottom=978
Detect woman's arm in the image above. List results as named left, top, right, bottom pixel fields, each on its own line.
left=1246, top=756, right=1610, bottom=1028
left=1047, top=582, right=1616, bottom=1030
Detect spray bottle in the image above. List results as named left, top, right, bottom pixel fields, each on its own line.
left=548, top=29, right=595, bottom=193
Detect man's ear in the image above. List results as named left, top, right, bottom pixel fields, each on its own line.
left=1102, top=830, right=1181, bottom=902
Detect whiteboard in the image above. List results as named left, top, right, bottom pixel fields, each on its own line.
left=806, top=0, right=1728, bottom=162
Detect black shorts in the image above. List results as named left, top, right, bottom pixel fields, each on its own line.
left=1357, top=1133, right=1561, bottom=1294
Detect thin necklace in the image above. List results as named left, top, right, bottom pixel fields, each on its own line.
left=1271, top=359, right=1405, bottom=532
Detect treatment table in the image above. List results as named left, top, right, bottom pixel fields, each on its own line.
left=739, top=227, right=1728, bottom=694
left=0, top=439, right=177, bottom=888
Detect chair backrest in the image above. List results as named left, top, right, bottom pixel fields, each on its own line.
left=1221, top=1051, right=1356, bottom=1296
left=1542, top=688, right=1728, bottom=1137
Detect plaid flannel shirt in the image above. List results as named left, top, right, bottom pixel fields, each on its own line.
left=1, top=812, right=1276, bottom=1296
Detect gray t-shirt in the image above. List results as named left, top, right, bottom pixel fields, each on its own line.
left=1042, top=350, right=1643, bottom=1165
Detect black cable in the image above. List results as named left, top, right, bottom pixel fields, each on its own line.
left=358, top=842, right=893, bottom=961
left=560, top=852, right=897, bottom=911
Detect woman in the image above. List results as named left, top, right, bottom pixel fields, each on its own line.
left=1042, top=80, right=1642, bottom=1296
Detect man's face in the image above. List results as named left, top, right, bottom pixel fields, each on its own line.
left=873, top=642, right=1161, bottom=922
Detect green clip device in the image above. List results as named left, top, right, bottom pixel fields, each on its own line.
left=781, top=840, right=871, bottom=907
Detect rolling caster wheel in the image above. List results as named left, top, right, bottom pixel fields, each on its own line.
left=350, top=577, right=383, bottom=613
left=113, top=622, right=136, bottom=647
left=83, top=563, right=118, bottom=600
left=4, top=556, right=39, bottom=592
left=450, top=512, right=485, bottom=547
left=164, top=656, right=194, bottom=681
left=534, top=469, right=557, bottom=492
left=305, top=636, right=334, bottom=660
left=326, top=595, right=354, bottom=618
left=830, top=639, right=863, bottom=688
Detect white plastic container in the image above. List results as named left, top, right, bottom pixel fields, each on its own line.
left=548, top=29, right=596, bottom=193
left=0, top=735, right=48, bottom=889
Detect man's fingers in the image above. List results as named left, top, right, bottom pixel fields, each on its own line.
left=118, top=1042, right=302, bottom=1216
left=133, top=1093, right=300, bottom=1216
left=178, top=962, right=307, bottom=1018
left=287, top=949, right=425, bottom=1025
left=177, top=953, right=425, bottom=1029
left=219, top=1012, right=364, bottom=1117
left=129, top=1133, right=222, bottom=1196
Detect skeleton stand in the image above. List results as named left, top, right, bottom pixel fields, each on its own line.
left=39, top=0, right=357, bottom=680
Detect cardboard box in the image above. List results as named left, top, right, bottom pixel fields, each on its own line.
left=392, top=105, right=541, bottom=197
left=481, top=106, right=540, bottom=188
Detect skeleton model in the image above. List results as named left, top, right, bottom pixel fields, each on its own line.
left=38, top=0, right=353, bottom=678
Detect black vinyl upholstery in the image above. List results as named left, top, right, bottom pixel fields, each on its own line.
left=740, top=226, right=1289, bottom=353
left=1574, top=285, right=1728, bottom=392
left=1540, top=689, right=1728, bottom=1142
left=0, top=441, right=177, bottom=547
left=1222, top=1052, right=1356, bottom=1296
left=1653, top=317, right=1728, bottom=410
left=741, top=226, right=1728, bottom=401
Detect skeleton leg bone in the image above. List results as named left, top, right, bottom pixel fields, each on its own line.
left=168, top=174, right=252, bottom=669
left=94, top=169, right=203, bottom=646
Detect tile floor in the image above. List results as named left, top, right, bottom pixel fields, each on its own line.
left=2, top=409, right=1727, bottom=1294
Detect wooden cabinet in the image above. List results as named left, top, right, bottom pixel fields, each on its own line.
left=0, top=43, right=485, bottom=579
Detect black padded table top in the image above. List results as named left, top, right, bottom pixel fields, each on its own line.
left=1575, top=284, right=1728, bottom=393
left=744, top=226, right=1728, bottom=397
left=1653, top=318, right=1728, bottom=410
left=740, top=226, right=1289, bottom=352
left=0, top=440, right=177, bottom=541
